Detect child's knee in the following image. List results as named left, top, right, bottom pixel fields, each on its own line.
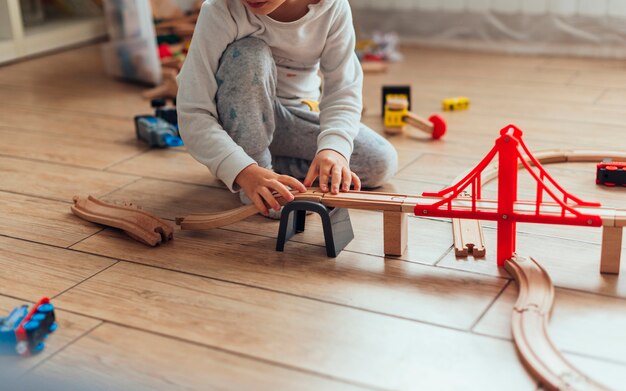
left=219, top=37, right=274, bottom=77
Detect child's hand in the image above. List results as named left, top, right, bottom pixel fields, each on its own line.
left=235, top=165, right=307, bottom=216
left=304, top=149, right=361, bottom=194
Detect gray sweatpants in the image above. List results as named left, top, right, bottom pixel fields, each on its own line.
left=215, top=37, right=398, bottom=188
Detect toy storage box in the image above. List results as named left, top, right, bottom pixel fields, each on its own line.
left=101, top=0, right=161, bottom=85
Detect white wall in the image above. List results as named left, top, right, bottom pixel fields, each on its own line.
left=350, top=0, right=626, bottom=57
left=351, top=0, right=626, bottom=18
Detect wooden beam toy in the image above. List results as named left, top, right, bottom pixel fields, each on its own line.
left=381, top=86, right=447, bottom=139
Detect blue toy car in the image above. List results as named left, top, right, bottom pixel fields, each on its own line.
left=0, top=298, right=57, bottom=356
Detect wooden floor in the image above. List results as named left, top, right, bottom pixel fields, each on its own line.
left=1, top=44, right=625, bottom=390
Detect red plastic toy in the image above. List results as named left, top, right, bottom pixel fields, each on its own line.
left=415, top=125, right=603, bottom=266
left=597, top=161, right=626, bottom=187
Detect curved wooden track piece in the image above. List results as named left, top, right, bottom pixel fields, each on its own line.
left=71, top=195, right=173, bottom=246
left=451, top=149, right=626, bottom=258
left=176, top=191, right=324, bottom=230
left=176, top=204, right=258, bottom=230
left=505, top=255, right=609, bottom=391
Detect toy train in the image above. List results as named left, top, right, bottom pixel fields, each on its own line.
left=134, top=98, right=183, bottom=148
left=596, top=161, right=626, bottom=187
left=0, top=298, right=57, bottom=356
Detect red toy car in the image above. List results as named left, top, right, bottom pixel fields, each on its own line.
left=596, top=162, right=626, bottom=187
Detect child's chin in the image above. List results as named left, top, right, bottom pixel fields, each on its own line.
left=248, top=8, right=271, bottom=15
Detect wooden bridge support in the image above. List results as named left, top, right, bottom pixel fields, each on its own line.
left=383, top=211, right=407, bottom=256
left=600, top=226, right=623, bottom=274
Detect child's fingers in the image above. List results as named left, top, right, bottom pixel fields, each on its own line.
left=341, top=167, right=352, bottom=192
left=268, top=180, right=294, bottom=204
left=330, top=165, right=342, bottom=194
left=250, top=193, right=269, bottom=216
left=319, top=164, right=331, bottom=192
left=303, top=161, right=319, bottom=187
left=259, top=187, right=281, bottom=211
left=280, top=175, right=307, bottom=193
left=351, top=172, right=362, bottom=191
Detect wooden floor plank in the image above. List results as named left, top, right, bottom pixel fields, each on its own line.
left=0, top=191, right=101, bottom=247
left=0, top=156, right=139, bottom=201
left=0, top=236, right=116, bottom=299
left=0, top=47, right=147, bottom=118
left=53, top=262, right=535, bottom=390
left=106, top=149, right=224, bottom=187
left=71, top=226, right=503, bottom=330
left=0, top=127, right=146, bottom=169
left=0, top=82, right=148, bottom=119
left=395, top=153, right=485, bottom=185
left=596, top=88, right=626, bottom=106
left=539, top=55, right=626, bottom=72
left=32, top=323, right=367, bottom=391
left=565, top=354, right=626, bottom=391
left=398, top=48, right=577, bottom=85
left=474, top=284, right=626, bottom=369
left=438, top=229, right=626, bottom=298
left=0, top=105, right=133, bottom=142
left=0, top=295, right=101, bottom=378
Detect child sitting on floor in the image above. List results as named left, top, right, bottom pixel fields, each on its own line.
left=177, top=0, right=398, bottom=217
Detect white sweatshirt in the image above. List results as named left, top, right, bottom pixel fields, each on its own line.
left=177, top=0, right=363, bottom=192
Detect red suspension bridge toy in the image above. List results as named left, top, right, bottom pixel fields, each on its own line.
left=415, top=125, right=603, bottom=266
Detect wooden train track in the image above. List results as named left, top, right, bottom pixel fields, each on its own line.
left=505, top=255, right=609, bottom=391
left=176, top=188, right=626, bottom=230
left=71, top=195, right=174, bottom=246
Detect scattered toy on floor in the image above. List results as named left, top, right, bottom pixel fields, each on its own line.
left=71, top=195, right=174, bottom=246
left=356, top=32, right=402, bottom=61
left=442, top=96, right=470, bottom=111
left=1, top=298, right=57, bottom=357
left=151, top=98, right=178, bottom=128
left=596, top=160, right=626, bottom=187
left=356, top=32, right=401, bottom=73
left=382, top=86, right=447, bottom=139
left=134, top=97, right=182, bottom=147
left=135, top=115, right=183, bottom=147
